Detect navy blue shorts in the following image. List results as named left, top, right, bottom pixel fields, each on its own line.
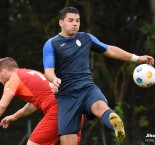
left=56, top=84, right=108, bottom=135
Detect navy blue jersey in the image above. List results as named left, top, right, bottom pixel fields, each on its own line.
left=43, top=32, right=108, bottom=94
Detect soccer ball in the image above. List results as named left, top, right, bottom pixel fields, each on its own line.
left=133, top=64, right=155, bottom=88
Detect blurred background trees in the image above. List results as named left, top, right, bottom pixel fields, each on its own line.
left=0, top=0, right=155, bottom=145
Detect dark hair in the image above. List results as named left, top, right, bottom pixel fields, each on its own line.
left=0, top=57, right=18, bottom=70
left=58, top=7, right=79, bottom=20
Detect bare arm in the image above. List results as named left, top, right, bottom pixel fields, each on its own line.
left=0, top=93, right=14, bottom=117
left=103, top=46, right=132, bottom=61
left=44, top=68, right=58, bottom=82
left=12, top=103, right=37, bottom=119
left=0, top=103, right=37, bottom=128
left=103, top=45, right=154, bottom=65
left=0, top=73, right=20, bottom=117
left=44, top=68, right=61, bottom=93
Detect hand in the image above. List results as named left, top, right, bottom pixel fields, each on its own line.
left=51, top=77, right=61, bottom=94
left=0, top=115, right=16, bottom=129
left=137, top=55, right=154, bottom=65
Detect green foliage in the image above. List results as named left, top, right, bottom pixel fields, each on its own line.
left=139, top=142, right=147, bottom=145
left=139, top=115, right=149, bottom=128
left=140, top=23, right=155, bottom=55
left=134, top=105, right=147, bottom=113
left=92, top=136, right=99, bottom=145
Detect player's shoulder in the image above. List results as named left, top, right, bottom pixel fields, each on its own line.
left=43, top=34, right=60, bottom=49
left=77, top=32, right=89, bottom=36
left=16, top=68, right=33, bottom=77
left=18, top=68, right=43, bottom=74
left=45, top=34, right=59, bottom=43
left=5, top=71, right=20, bottom=89
left=17, top=68, right=29, bottom=73
left=76, top=32, right=93, bottom=39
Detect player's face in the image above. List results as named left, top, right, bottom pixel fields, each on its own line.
left=59, top=13, right=80, bottom=37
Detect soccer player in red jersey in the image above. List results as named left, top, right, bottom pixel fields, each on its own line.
left=0, top=57, right=83, bottom=145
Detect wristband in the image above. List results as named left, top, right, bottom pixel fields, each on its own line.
left=131, top=54, right=139, bottom=62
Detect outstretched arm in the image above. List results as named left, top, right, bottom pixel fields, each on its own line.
left=12, top=102, right=37, bottom=118
left=103, top=45, right=154, bottom=65
left=0, top=103, right=37, bottom=128
left=88, top=33, right=154, bottom=65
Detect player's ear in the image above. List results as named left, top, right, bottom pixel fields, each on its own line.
left=59, top=19, right=63, bottom=27
left=1, top=69, right=8, bottom=77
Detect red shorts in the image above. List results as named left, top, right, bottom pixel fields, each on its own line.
left=29, top=105, right=59, bottom=145
left=29, top=104, right=84, bottom=145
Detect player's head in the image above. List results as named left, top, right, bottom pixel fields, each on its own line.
left=0, top=57, right=18, bottom=71
left=0, top=57, right=18, bottom=85
left=58, top=7, right=80, bottom=37
left=58, top=7, right=79, bottom=20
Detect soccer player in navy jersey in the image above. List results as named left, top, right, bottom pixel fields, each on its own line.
left=43, top=7, right=154, bottom=145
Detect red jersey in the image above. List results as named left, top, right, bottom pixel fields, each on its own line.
left=3, top=68, right=83, bottom=145
left=4, top=69, right=57, bottom=114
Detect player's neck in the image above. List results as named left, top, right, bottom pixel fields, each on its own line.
left=59, top=32, right=76, bottom=38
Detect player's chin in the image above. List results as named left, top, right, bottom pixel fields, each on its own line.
left=69, top=30, right=78, bottom=35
